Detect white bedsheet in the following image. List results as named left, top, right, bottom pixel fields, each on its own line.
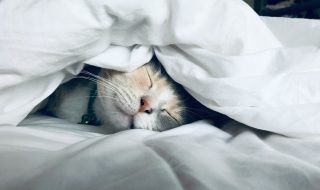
left=1, top=0, right=320, bottom=189
left=0, top=115, right=319, bottom=190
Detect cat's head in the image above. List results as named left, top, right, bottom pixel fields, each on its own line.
left=96, top=57, right=203, bottom=132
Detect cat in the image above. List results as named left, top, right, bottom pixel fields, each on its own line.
left=43, top=57, right=225, bottom=132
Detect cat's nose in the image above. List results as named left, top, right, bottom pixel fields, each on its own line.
left=139, top=96, right=153, bottom=114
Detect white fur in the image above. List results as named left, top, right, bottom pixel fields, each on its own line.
left=96, top=71, right=178, bottom=132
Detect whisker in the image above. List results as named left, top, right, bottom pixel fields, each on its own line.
left=81, top=70, right=107, bottom=82
left=76, top=75, right=121, bottom=92
left=81, top=70, right=125, bottom=91
left=57, top=95, right=118, bottom=102
left=179, top=106, right=206, bottom=112
left=75, top=76, right=123, bottom=98
left=180, top=108, right=203, bottom=118
left=78, top=72, right=132, bottom=103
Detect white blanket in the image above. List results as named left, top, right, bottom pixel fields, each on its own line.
left=0, top=115, right=319, bottom=190
left=1, top=0, right=319, bottom=137
left=1, top=0, right=320, bottom=189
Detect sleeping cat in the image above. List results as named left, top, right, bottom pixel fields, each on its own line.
left=43, top=57, right=222, bottom=132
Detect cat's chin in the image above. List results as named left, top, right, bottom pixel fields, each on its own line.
left=132, top=112, right=160, bottom=131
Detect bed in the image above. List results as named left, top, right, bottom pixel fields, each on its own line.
left=0, top=0, right=320, bottom=189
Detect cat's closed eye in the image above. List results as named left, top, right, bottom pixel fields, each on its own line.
left=145, top=67, right=153, bottom=89
left=161, top=109, right=178, bottom=121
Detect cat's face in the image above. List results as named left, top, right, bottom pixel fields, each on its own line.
left=97, top=60, right=194, bottom=132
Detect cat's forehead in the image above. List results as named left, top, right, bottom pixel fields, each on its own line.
left=121, top=64, right=159, bottom=85
left=127, top=63, right=159, bottom=77
left=104, top=63, right=182, bottom=103
left=128, top=65, right=149, bottom=76
left=130, top=65, right=182, bottom=102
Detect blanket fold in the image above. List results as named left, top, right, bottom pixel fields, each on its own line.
left=0, top=0, right=319, bottom=137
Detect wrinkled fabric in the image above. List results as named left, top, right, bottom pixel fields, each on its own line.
left=1, top=0, right=320, bottom=189
left=0, top=0, right=319, bottom=136
left=2, top=0, right=319, bottom=137
left=0, top=115, right=319, bottom=190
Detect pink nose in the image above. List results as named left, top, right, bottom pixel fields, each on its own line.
left=139, top=97, right=153, bottom=114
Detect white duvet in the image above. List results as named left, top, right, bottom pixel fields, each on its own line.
left=0, top=0, right=320, bottom=189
